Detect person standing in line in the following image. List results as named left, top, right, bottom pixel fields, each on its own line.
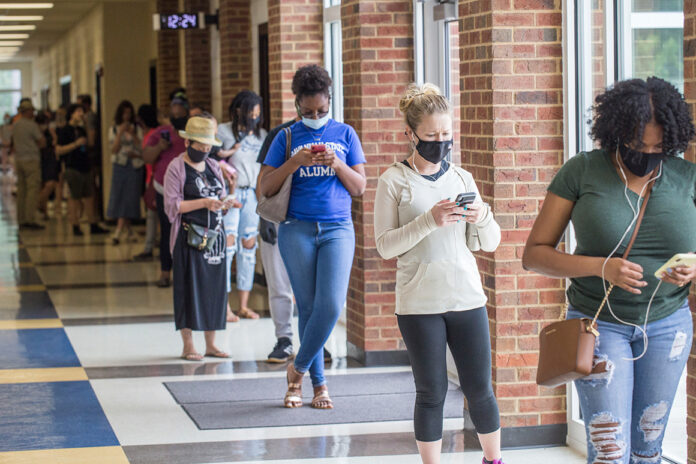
left=523, top=77, right=696, bottom=464
left=107, top=100, right=144, bottom=244
left=143, top=94, right=189, bottom=287
left=35, top=112, right=60, bottom=220
left=1, top=113, right=12, bottom=175
left=374, top=84, right=504, bottom=464
left=56, top=104, right=109, bottom=236
left=164, top=116, right=240, bottom=360
left=53, top=106, right=68, bottom=217
left=256, top=116, right=335, bottom=364
left=133, top=104, right=163, bottom=261
left=260, top=64, right=366, bottom=409
left=256, top=116, right=297, bottom=362
left=77, top=94, right=102, bottom=220
left=12, top=100, right=46, bottom=230
left=217, top=90, right=267, bottom=320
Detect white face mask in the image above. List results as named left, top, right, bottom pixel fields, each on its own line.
left=302, top=114, right=330, bottom=130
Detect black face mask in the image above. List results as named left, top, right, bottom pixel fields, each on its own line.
left=412, top=132, right=453, bottom=164
left=187, top=145, right=210, bottom=163
left=618, top=144, right=666, bottom=177
left=171, top=116, right=188, bottom=131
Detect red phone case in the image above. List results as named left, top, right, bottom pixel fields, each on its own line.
left=311, top=144, right=326, bottom=153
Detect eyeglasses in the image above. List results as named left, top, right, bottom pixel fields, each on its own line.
left=296, top=100, right=330, bottom=119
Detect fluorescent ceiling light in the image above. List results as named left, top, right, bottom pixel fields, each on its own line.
left=0, top=41, right=22, bottom=46
left=0, top=3, right=53, bottom=8
left=0, top=16, right=44, bottom=21
left=0, top=25, right=35, bottom=31
left=0, top=47, right=20, bottom=51
left=0, top=34, right=28, bottom=39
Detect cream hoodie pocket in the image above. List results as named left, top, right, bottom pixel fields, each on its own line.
left=397, top=261, right=452, bottom=301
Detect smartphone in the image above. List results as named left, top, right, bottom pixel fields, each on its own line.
left=311, top=144, right=326, bottom=153
left=223, top=194, right=236, bottom=203
left=654, top=253, right=696, bottom=279
left=455, top=192, right=477, bottom=205
left=219, top=161, right=237, bottom=176
left=161, top=130, right=171, bottom=142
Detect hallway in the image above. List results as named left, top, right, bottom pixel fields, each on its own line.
left=0, top=176, right=585, bottom=463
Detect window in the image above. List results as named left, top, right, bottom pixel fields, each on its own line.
left=413, top=0, right=460, bottom=164
left=323, top=0, right=343, bottom=122
left=413, top=0, right=458, bottom=100
left=566, top=1, right=686, bottom=461
left=619, top=1, right=684, bottom=91
left=0, top=69, right=21, bottom=118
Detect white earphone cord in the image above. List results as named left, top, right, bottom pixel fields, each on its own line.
left=599, top=151, right=663, bottom=361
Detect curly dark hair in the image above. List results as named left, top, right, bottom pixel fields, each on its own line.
left=114, top=100, right=135, bottom=126
left=291, top=64, right=332, bottom=100
left=137, top=104, right=159, bottom=129
left=590, top=77, right=695, bottom=156
left=229, top=90, right=263, bottom=139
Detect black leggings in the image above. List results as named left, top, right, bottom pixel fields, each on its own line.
left=397, top=307, right=500, bottom=442
left=155, top=192, right=173, bottom=272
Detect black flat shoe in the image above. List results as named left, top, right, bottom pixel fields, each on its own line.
left=156, top=277, right=171, bottom=288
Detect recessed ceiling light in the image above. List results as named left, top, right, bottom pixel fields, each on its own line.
left=0, top=34, right=27, bottom=39
left=0, top=3, right=53, bottom=8
left=0, top=25, right=35, bottom=31
left=0, top=16, right=44, bottom=21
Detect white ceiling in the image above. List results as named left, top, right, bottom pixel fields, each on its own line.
left=8, top=1, right=150, bottom=60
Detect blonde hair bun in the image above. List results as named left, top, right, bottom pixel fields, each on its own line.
left=399, top=83, right=451, bottom=130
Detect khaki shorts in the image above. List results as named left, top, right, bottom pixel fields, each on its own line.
left=64, top=168, right=94, bottom=199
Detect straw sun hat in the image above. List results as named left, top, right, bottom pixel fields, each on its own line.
left=179, top=117, right=222, bottom=147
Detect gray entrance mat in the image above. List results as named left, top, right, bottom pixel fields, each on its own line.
left=165, top=371, right=465, bottom=430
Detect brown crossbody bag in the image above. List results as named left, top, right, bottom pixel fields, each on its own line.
left=536, top=172, right=656, bottom=388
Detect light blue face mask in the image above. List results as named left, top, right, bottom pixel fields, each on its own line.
left=302, top=113, right=330, bottom=130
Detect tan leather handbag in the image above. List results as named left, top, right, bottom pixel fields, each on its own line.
left=536, top=172, right=656, bottom=388
left=257, top=127, right=293, bottom=223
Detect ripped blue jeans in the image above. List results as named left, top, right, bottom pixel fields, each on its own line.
left=567, top=300, right=692, bottom=464
left=223, top=187, right=259, bottom=293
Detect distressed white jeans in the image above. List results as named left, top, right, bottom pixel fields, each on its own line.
left=568, top=301, right=692, bottom=464
left=223, top=187, right=260, bottom=293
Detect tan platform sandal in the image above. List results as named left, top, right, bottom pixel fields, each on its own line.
left=311, top=385, right=333, bottom=410
left=284, top=364, right=304, bottom=408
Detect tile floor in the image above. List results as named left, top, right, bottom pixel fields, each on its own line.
left=0, top=175, right=683, bottom=463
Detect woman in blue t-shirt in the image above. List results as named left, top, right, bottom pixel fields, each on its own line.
left=260, top=65, right=366, bottom=409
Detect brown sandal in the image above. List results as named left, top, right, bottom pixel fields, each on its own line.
left=237, top=307, right=260, bottom=319
left=311, top=386, right=333, bottom=410
left=284, top=364, right=304, bottom=408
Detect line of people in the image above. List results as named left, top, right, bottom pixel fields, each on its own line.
left=8, top=66, right=694, bottom=464
left=165, top=70, right=696, bottom=464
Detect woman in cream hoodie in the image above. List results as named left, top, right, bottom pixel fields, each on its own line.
left=374, top=84, right=503, bottom=464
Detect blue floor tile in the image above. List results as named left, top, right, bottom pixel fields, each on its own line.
left=0, top=381, right=119, bottom=451
left=0, top=291, right=58, bottom=320
left=0, top=328, right=80, bottom=369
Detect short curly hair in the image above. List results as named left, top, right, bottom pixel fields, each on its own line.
left=291, top=64, right=332, bottom=100
left=590, top=77, right=695, bottom=156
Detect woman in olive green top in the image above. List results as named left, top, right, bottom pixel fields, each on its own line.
left=524, top=77, right=696, bottom=464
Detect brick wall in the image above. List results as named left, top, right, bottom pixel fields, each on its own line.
left=459, top=0, right=566, bottom=428
left=183, top=0, right=212, bottom=111
left=683, top=3, right=696, bottom=461
left=267, top=0, right=323, bottom=127
left=219, top=0, right=253, bottom=116
left=342, top=0, right=413, bottom=364
left=156, top=0, right=181, bottom=111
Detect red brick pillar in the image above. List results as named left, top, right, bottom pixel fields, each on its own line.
left=156, top=0, right=181, bottom=111
left=342, top=0, right=413, bottom=365
left=219, top=0, right=252, bottom=113
left=683, top=2, right=696, bottom=461
left=183, top=0, right=212, bottom=110
left=459, top=0, right=567, bottom=438
left=267, top=0, right=323, bottom=127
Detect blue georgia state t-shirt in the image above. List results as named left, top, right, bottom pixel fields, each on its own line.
left=263, top=119, right=366, bottom=222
